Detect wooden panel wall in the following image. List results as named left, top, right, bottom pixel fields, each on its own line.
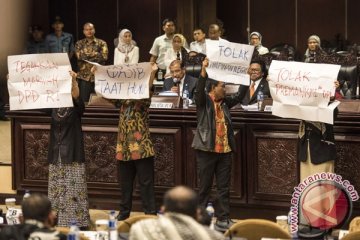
left=217, top=0, right=360, bottom=55
left=43, top=0, right=177, bottom=65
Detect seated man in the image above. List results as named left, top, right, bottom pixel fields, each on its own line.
left=0, top=194, right=66, bottom=240
left=240, top=60, right=271, bottom=105
left=130, top=185, right=224, bottom=240
left=162, top=60, right=198, bottom=102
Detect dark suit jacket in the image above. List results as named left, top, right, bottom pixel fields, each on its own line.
left=163, top=74, right=198, bottom=100
left=239, top=78, right=271, bottom=105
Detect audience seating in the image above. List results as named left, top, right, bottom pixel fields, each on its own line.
left=341, top=231, right=360, bottom=240
left=117, top=214, right=158, bottom=233
left=338, top=64, right=358, bottom=99
left=349, top=216, right=360, bottom=233
left=224, top=218, right=291, bottom=240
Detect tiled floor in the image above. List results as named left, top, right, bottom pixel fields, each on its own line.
left=0, top=120, right=11, bottom=164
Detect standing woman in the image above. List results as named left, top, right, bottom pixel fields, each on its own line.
left=298, top=35, right=339, bottom=181
left=47, top=71, right=90, bottom=228
left=114, top=29, right=139, bottom=65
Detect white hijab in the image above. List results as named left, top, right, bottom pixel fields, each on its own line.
left=117, top=29, right=136, bottom=54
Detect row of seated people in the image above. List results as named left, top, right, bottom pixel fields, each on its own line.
left=4, top=187, right=360, bottom=240
left=175, top=34, right=359, bottom=108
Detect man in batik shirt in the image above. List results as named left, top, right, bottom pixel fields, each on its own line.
left=75, top=22, right=108, bottom=102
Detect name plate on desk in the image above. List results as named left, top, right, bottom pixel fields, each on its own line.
left=150, top=102, right=173, bottom=109
left=151, top=95, right=181, bottom=108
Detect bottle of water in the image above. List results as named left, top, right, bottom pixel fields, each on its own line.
left=206, top=202, right=215, bottom=230
left=23, top=190, right=31, bottom=200
left=108, top=210, right=118, bottom=240
left=157, top=70, right=163, bottom=81
left=183, top=84, right=190, bottom=109
left=67, top=221, right=80, bottom=240
left=257, top=90, right=264, bottom=111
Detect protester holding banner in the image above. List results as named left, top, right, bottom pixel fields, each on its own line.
left=47, top=70, right=90, bottom=229
left=249, top=32, right=269, bottom=55
left=208, top=24, right=222, bottom=40
left=298, top=35, right=340, bottom=181
left=114, top=63, right=158, bottom=220
left=75, top=22, right=108, bottom=102
left=239, top=60, right=271, bottom=105
left=92, top=63, right=158, bottom=220
left=114, top=29, right=139, bottom=65
left=192, top=58, right=246, bottom=232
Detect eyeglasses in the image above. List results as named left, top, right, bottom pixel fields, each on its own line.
left=249, top=68, right=261, bottom=72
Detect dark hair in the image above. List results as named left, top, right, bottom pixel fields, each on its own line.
left=22, top=194, right=52, bottom=222
left=164, top=186, right=198, bottom=217
left=206, top=78, right=220, bottom=93
left=193, top=28, right=205, bottom=34
left=249, top=60, right=267, bottom=77
left=162, top=18, right=175, bottom=27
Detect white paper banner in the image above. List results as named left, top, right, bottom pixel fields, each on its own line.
left=268, top=60, right=341, bottom=124
left=206, top=39, right=254, bottom=85
left=7, top=53, right=73, bottom=110
left=95, top=62, right=152, bottom=99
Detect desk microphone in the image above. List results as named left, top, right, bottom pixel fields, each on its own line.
left=173, top=78, right=181, bottom=86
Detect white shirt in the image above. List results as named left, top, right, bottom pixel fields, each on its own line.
left=149, top=34, right=173, bottom=69
left=190, top=41, right=206, bottom=54
left=114, top=46, right=139, bottom=65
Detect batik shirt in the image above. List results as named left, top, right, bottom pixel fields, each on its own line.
left=116, top=99, right=155, bottom=161
left=75, top=37, right=108, bottom=82
left=210, top=95, right=231, bottom=153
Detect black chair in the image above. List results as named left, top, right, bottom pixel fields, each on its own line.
left=337, top=65, right=358, bottom=99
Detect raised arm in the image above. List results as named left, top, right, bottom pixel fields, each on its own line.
left=194, top=58, right=209, bottom=107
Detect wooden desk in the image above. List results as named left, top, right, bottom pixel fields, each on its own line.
left=5, top=107, right=360, bottom=221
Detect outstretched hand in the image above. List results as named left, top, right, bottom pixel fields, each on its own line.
left=69, top=70, right=77, bottom=78
left=150, top=62, right=158, bottom=72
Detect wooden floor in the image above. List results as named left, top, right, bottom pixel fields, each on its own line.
left=0, top=120, right=11, bottom=164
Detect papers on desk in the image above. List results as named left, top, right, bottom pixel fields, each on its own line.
left=80, top=231, right=97, bottom=240
left=241, top=104, right=258, bottom=111
left=241, top=104, right=272, bottom=112
left=158, top=91, right=178, bottom=96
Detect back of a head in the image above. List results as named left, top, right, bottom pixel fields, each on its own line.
left=164, top=186, right=198, bottom=217
left=22, top=194, right=52, bottom=222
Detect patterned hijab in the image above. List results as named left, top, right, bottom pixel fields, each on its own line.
left=304, top=34, right=322, bottom=62
left=117, top=29, right=136, bottom=54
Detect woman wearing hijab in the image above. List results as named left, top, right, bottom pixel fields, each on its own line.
left=249, top=31, right=269, bottom=55
left=299, top=34, right=339, bottom=181
left=164, top=33, right=189, bottom=76
left=303, top=34, right=325, bottom=63
left=114, top=29, right=139, bottom=64
left=297, top=34, right=340, bottom=238
left=47, top=71, right=90, bottom=229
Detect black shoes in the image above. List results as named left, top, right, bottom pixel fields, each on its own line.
left=214, top=218, right=236, bottom=232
